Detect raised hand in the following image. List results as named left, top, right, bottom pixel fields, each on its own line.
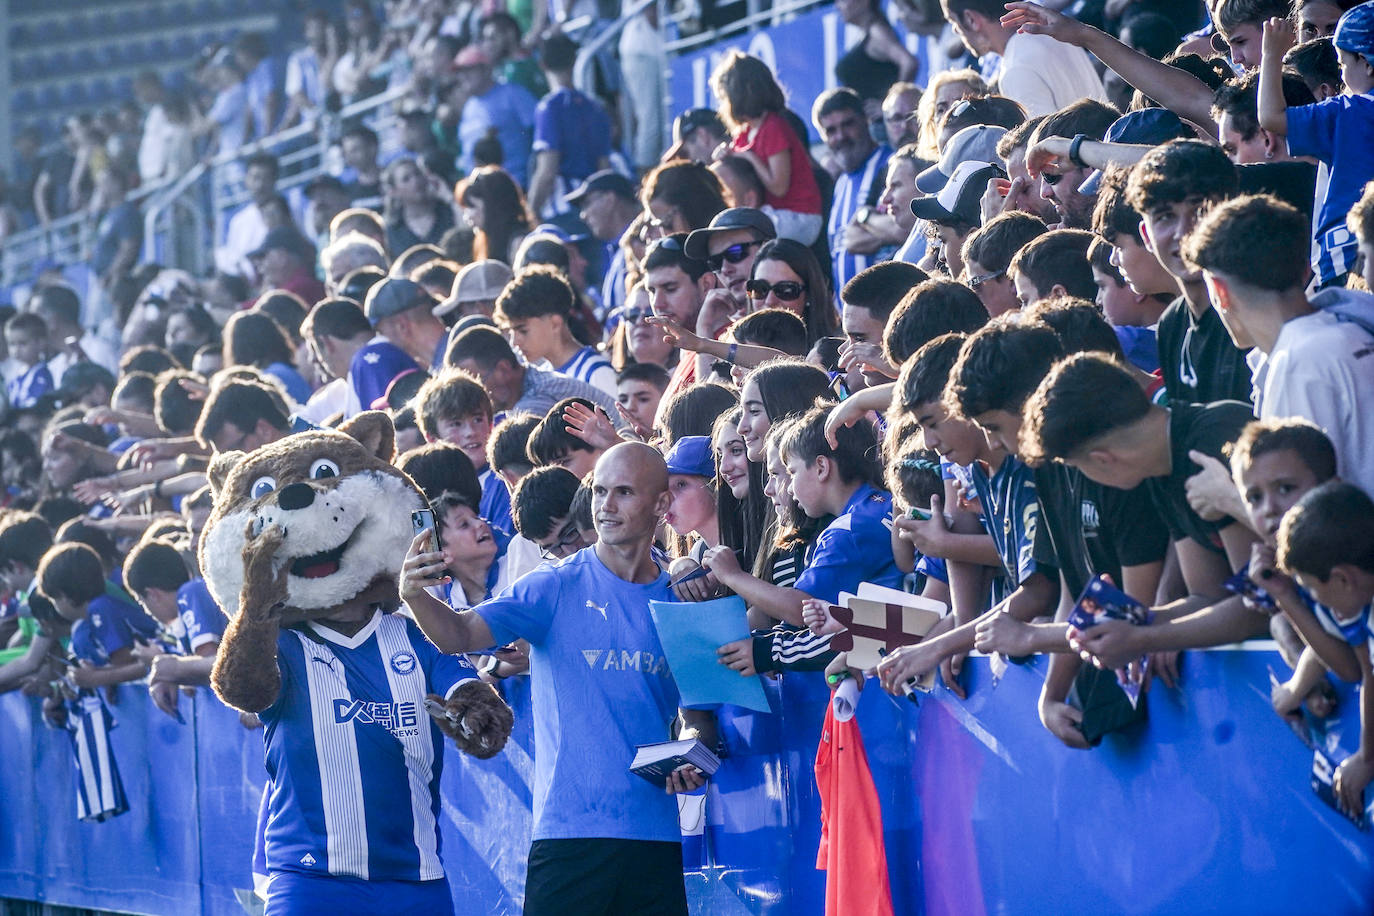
left=241, top=520, right=290, bottom=620
left=400, top=528, right=450, bottom=603
left=1000, top=2, right=1084, bottom=44
left=562, top=400, right=624, bottom=451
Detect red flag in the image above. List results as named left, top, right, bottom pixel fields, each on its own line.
left=815, top=699, right=895, bottom=916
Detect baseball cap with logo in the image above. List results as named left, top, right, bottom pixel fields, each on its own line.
left=1077, top=109, right=1193, bottom=197
left=916, top=124, right=1009, bottom=194
left=911, top=160, right=1006, bottom=226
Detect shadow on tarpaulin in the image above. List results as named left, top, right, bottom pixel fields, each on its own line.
left=0, top=648, right=1371, bottom=915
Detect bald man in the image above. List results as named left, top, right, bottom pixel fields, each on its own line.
left=402, top=441, right=713, bottom=915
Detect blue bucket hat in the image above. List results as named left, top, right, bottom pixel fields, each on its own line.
left=664, top=436, right=716, bottom=478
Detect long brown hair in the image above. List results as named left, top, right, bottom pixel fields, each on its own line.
left=455, top=166, right=533, bottom=265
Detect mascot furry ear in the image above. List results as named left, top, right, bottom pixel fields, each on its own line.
left=199, top=411, right=420, bottom=623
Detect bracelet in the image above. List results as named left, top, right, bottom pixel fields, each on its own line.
left=1068, top=134, right=1088, bottom=169
left=153, top=479, right=164, bottom=499
left=726, top=343, right=738, bottom=364
left=482, top=654, right=504, bottom=678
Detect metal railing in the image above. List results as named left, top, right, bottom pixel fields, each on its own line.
left=661, top=0, right=827, bottom=54
left=2, top=83, right=412, bottom=287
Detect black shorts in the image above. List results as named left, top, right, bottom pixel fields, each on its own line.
left=523, top=837, right=687, bottom=916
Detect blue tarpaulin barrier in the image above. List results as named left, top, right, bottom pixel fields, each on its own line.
left=1, top=648, right=1371, bottom=915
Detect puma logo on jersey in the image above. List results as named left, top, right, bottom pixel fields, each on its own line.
left=586, top=600, right=608, bottom=620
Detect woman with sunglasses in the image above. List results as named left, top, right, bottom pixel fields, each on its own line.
left=609, top=282, right=679, bottom=371
left=745, top=239, right=839, bottom=346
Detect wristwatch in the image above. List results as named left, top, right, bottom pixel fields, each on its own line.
left=481, top=654, right=504, bottom=678
left=856, top=206, right=874, bottom=226
left=1068, top=134, right=1089, bottom=169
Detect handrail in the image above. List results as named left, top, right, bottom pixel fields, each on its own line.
left=142, top=161, right=207, bottom=263
left=662, top=0, right=827, bottom=54
left=3, top=82, right=412, bottom=286
left=572, top=0, right=656, bottom=97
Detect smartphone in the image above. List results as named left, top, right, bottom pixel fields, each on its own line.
left=907, top=506, right=931, bottom=521
left=829, top=372, right=850, bottom=401
left=411, top=509, right=443, bottom=551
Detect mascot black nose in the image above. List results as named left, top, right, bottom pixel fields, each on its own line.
left=276, top=482, right=316, bottom=511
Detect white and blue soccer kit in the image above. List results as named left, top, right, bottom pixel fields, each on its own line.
left=257, top=610, right=479, bottom=912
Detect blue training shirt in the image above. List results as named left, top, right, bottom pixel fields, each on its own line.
left=472, top=547, right=682, bottom=843
left=347, top=336, right=420, bottom=416
left=479, top=468, right=514, bottom=537
left=794, top=482, right=904, bottom=603
left=176, top=577, right=228, bottom=655
left=1284, top=92, right=1374, bottom=285
left=258, top=611, right=479, bottom=881
left=70, top=590, right=160, bottom=666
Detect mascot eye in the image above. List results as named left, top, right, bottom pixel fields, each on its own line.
left=250, top=476, right=277, bottom=499
left=309, top=459, right=340, bottom=479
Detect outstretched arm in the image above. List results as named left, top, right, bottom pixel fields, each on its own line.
left=401, top=529, right=497, bottom=654
left=1001, top=2, right=1218, bottom=130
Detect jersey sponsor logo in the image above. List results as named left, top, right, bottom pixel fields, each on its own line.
left=1081, top=499, right=1100, bottom=537
left=300, top=853, right=317, bottom=867
left=579, top=648, right=671, bottom=676
left=389, top=649, right=417, bottom=676
left=333, top=698, right=421, bottom=736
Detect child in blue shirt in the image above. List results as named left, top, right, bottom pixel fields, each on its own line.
left=414, top=367, right=513, bottom=536
left=1259, top=4, right=1374, bottom=286
left=875, top=318, right=1062, bottom=698
left=4, top=312, right=53, bottom=409
left=1275, top=481, right=1374, bottom=820
left=122, top=537, right=229, bottom=721
left=37, top=543, right=157, bottom=823
left=39, top=543, right=158, bottom=689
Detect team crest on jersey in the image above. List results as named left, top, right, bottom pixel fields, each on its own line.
left=390, top=649, right=417, bottom=676
left=300, top=853, right=316, bottom=867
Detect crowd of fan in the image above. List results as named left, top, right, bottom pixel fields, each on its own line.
left=4, top=0, right=1374, bottom=886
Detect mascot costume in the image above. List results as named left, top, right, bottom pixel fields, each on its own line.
left=200, top=412, right=512, bottom=916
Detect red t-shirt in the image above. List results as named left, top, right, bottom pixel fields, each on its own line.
left=731, top=111, right=823, bottom=215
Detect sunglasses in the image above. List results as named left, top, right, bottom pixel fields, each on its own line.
left=706, top=241, right=760, bottom=271
left=966, top=268, right=1005, bottom=290
left=1041, top=171, right=1066, bottom=186
left=745, top=279, right=806, bottom=302
left=620, top=306, right=654, bottom=324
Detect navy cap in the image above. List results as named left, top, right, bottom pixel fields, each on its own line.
left=664, top=436, right=716, bottom=478
left=364, top=277, right=431, bottom=325
left=564, top=169, right=637, bottom=208
left=683, top=208, right=778, bottom=260
left=1079, top=109, right=1193, bottom=197
left=248, top=226, right=315, bottom=263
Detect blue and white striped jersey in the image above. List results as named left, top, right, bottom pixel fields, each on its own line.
left=555, top=345, right=617, bottom=399
left=258, top=611, right=479, bottom=881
